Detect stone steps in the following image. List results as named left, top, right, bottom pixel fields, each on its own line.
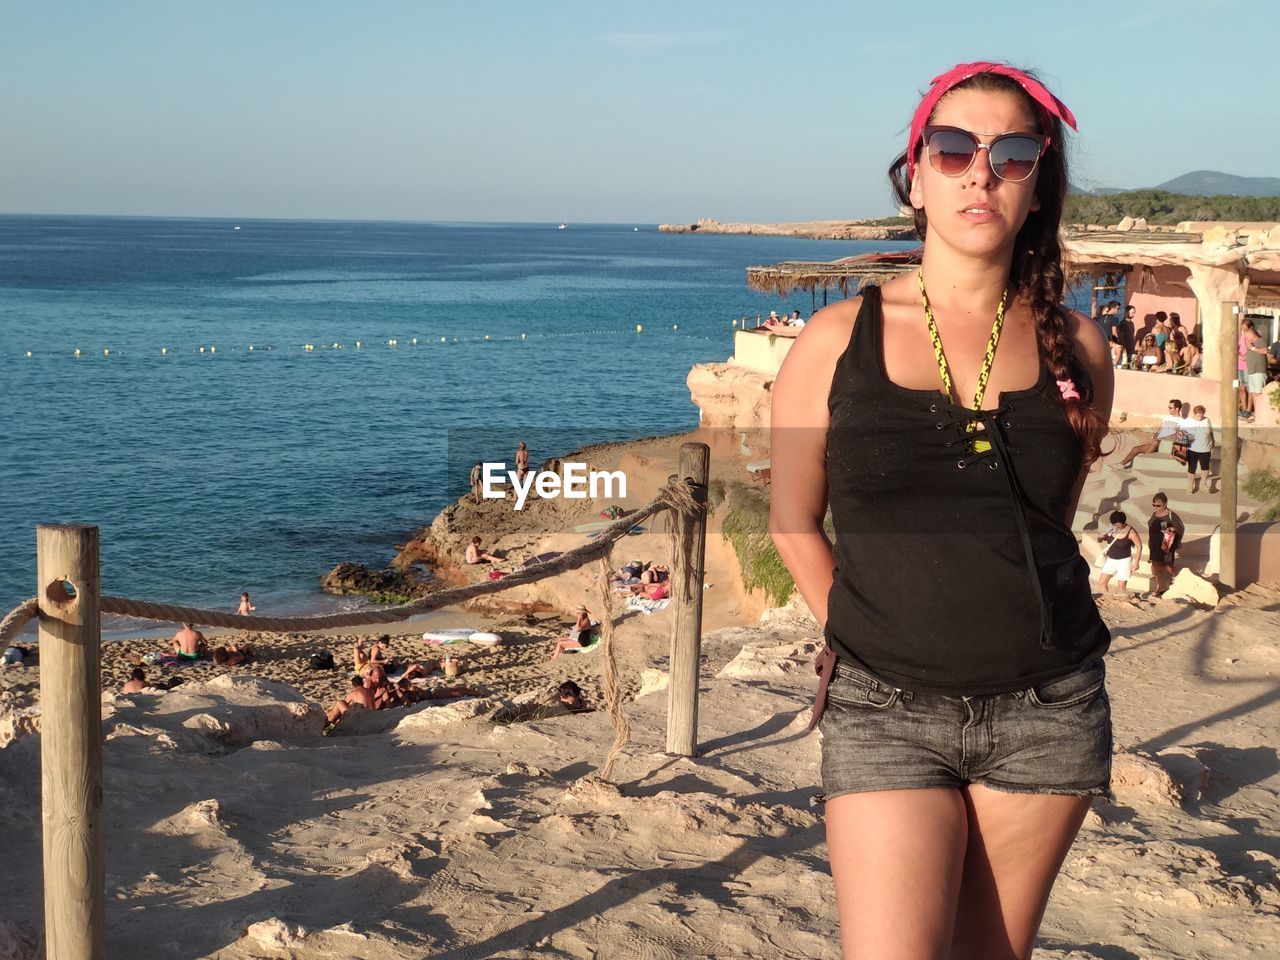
left=1071, top=443, right=1264, bottom=591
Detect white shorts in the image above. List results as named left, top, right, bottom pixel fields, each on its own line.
left=1246, top=372, right=1266, bottom=394
left=1101, top=556, right=1132, bottom=580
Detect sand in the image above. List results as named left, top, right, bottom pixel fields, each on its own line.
left=2, top=583, right=1278, bottom=958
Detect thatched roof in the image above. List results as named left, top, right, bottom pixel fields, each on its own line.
left=746, top=249, right=921, bottom=296
left=746, top=226, right=1280, bottom=307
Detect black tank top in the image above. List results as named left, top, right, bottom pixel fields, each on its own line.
left=1105, top=529, right=1133, bottom=559
left=824, top=286, right=1110, bottom=695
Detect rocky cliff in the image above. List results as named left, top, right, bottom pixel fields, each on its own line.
left=659, top=217, right=917, bottom=242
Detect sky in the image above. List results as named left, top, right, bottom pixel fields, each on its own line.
left=1, top=0, right=1275, bottom=223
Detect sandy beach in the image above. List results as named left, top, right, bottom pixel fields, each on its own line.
left=2, top=430, right=1279, bottom=958
left=2, top=580, right=1278, bottom=958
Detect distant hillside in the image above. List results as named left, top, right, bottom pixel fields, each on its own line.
left=1063, top=189, right=1280, bottom=226
left=1068, top=183, right=1127, bottom=196
left=1153, top=171, right=1280, bottom=197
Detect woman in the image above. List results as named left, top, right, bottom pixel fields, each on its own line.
left=515, top=441, right=530, bottom=486
left=1096, top=511, right=1142, bottom=595
left=1137, top=333, right=1162, bottom=369
left=1151, top=314, right=1169, bottom=350
left=237, top=592, right=256, bottom=616
left=549, top=606, right=597, bottom=659
left=770, top=62, right=1114, bottom=958
left=1147, top=493, right=1185, bottom=596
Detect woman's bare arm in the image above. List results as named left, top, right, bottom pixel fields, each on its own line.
left=1065, top=310, right=1115, bottom=521
left=768, top=299, right=860, bottom=628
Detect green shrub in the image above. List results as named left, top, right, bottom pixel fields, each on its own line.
left=1064, top=190, right=1280, bottom=226
left=1244, top=467, right=1280, bottom=522
left=720, top=482, right=795, bottom=605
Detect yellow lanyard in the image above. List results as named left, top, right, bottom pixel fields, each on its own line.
left=917, top=269, right=1009, bottom=454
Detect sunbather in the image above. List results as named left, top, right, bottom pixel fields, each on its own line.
left=550, top=606, right=598, bottom=659
left=325, top=675, right=378, bottom=724
left=121, top=667, right=156, bottom=694
left=629, top=580, right=669, bottom=600
left=558, top=680, right=589, bottom=712
left=171, top=623, right=209, bottom=660
left=212, top=642, right=255, bottom=666
left=609, top=559, right=645, bottom=583
left=465, top=536, right=501, bottom=564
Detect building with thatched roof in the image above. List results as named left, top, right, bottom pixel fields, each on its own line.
left=739, top=223, right=1280, bottom=429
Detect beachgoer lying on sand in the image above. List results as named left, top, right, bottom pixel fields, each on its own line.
left=326, top=676, right=378, bottom=725
left=2, top=645, right=30, bottom=668
left=171, top=623, right=209, bottom=660
left=237, top=592, right=256, bottom=616
left=121, top=667, right=159, bottom=694
left=640, top=563, right=669, bottom=585
left=550, top=606, right=599, bottom=660
left=212, top=642, right=256, bottom=666
left=608, top=558, right=645, bottom=583
left=558, top=680, right=589, bottom=713
left=465, top=536, right=501, bottom=564
left=629, top=581, right=669, bottom=600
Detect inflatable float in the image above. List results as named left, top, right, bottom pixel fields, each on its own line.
left=421, top=627, right=478, bottom=645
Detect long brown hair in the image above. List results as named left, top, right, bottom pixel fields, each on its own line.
left=888, top=69, right=1108, bottom=465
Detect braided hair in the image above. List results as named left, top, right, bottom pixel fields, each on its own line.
left=888, top=69, right=1108, bottom=465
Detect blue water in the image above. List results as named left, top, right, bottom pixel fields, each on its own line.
left=0, top=216, right=908, bottom=621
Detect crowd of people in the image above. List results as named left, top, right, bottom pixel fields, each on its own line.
left=1096, top=304, right=1280, bottom=413
left=1096, top=302, right=1203, bottom=375
left=95, top=581, right=596, bottom=734
left=762, top=309, right=807, bottom=334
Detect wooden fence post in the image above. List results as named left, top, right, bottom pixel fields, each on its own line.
left=667, top=443, right=710, bottom=756
left=1218, top=303, right=1239, bottom=589
left=37, top=524, right=106, bottom=960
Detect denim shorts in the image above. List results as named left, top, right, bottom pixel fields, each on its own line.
left=818, top=658, right=1112, bottom=801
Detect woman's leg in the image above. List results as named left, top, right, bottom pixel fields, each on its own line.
left=1096, top=573, right=1111, bottom=594
left=950, top=785, right=1092, bottom=960
left=825, top=788, right=968, bottom=960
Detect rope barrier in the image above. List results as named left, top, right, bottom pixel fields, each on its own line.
left=596, top=555, right=630, bottom=781
left=3, top=476, right=704, bottom=780
left=0, top=479, right=697, bottom=645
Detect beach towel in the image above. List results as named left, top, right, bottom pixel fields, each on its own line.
left=626, top=596, right=671, bottom=616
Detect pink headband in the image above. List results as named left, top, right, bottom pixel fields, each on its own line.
left=906, top=62, right=1078, bottom=179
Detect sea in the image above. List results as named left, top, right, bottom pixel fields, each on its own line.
left=0, top=215, right=911, bottom=631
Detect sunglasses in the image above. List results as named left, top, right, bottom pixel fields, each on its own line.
left=922, top=125, right=1048, bottom=183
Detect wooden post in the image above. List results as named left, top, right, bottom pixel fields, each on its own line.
left=667, top=443, right=710, bottom=756
left=36, top=524, right=106, bottom=960
left=1218, top=304, right=1240, bottom=588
